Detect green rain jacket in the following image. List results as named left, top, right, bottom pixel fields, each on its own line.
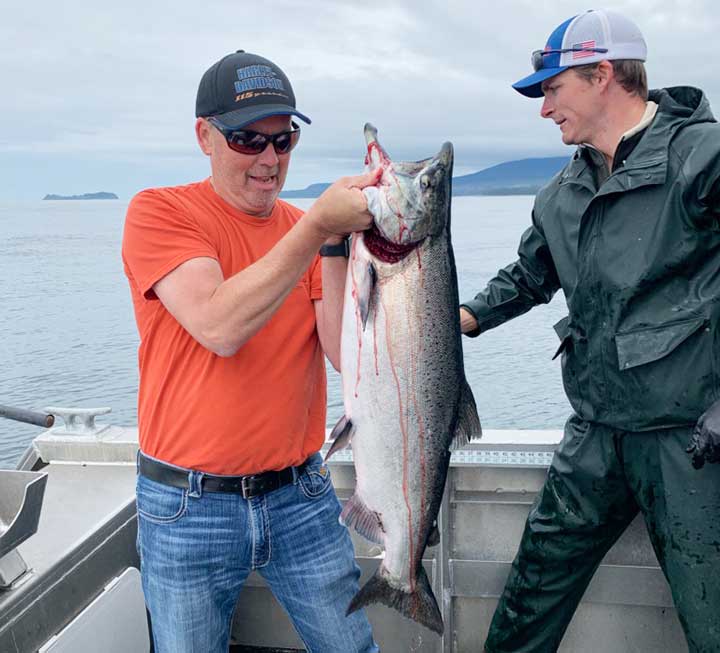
left=462, top=87, right=720, bottom=431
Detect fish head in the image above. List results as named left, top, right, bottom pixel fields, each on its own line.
left=362, top=123, right=453, bottom=263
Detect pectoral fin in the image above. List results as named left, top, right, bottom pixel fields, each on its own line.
left=325, top=415, right=355, bottom=460
left=356, top=262, right=377, bottom=330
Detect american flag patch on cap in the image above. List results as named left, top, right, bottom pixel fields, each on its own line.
left=572, top=40, right=596, bottom=59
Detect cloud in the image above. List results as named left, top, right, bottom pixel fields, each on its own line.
left=2, top=0, right=720, bottom=198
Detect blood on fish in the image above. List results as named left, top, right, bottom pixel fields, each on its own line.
left=397, top=222, right=409, bottom=243
left=365, top=224, right=422, bottom=264
left=367, top=141, right=391, bottom=168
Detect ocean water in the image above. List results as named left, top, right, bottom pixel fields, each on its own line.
left=0, top=196, right=570, bottom=469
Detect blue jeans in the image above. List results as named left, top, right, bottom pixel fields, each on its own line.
left=136, top=453, right=378, bottom=653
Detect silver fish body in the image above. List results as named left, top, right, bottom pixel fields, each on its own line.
left=327, top=124, right=481, bottom=635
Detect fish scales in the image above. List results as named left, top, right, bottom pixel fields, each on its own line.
left=327, top=124, right=481, bottom=635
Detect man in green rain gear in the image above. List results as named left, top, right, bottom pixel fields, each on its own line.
left=460, top=9, right=720, bottom=653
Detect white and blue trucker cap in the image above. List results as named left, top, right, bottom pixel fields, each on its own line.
left=513, top=9, right=647, bottom=98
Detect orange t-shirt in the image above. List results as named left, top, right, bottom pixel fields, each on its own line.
left=121, top=179, right=326, bottom=475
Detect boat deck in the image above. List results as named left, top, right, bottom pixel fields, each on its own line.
left=0, top=423, right=688, bottom=652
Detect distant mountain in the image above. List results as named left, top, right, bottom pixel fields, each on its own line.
left=280, top=156, right=570, bottom=199
left=43, top=192, right=118, bottom=200
left=453, top=157, right=570, bottom=195
left=281, top=183, right=331, bottom=199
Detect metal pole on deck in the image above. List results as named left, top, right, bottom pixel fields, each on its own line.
left=0, top=404, right=54, bottom=428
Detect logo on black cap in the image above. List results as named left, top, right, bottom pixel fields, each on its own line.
left=235, top=65, right=286, bottom=94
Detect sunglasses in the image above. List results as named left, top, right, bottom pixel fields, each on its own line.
left=531, top=47, right=609, bottom=72
left=208, top=117, right=301, bottom=155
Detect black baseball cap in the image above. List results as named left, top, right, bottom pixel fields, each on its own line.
left=195, top=50, right=311, bottom=129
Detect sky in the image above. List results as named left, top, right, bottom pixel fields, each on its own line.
left=2, top=0, right=719, bottom=200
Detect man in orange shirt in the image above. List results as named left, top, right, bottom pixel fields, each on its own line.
left=122, top=50, right=379, bottom=653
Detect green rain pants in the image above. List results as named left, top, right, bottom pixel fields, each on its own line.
left=484, top=414, right=720, bottom=653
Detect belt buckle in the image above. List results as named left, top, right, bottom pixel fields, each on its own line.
left=240, top=475, right=254, bottom=499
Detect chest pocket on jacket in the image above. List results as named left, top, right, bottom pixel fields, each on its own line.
left=615, top=317, right=707, bottom=370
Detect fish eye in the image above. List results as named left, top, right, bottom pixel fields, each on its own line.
left=420, top=175, right=431, bottom=190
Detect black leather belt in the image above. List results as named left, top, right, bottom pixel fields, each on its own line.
left=137, top=453, right=309, bottom=499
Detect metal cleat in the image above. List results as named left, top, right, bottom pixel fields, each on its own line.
left=44, top=407, right=112, bottom=436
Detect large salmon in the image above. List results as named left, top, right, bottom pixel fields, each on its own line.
left=326, top=124, right=481, bottom=635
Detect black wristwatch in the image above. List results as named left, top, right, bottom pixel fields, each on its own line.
left=319, top=236, right=350, bottom=257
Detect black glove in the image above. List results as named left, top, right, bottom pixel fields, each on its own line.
left=687, top=399, right=720, bottom=469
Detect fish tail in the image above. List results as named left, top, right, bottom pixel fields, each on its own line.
left=347, top=565, right=443, bottom=635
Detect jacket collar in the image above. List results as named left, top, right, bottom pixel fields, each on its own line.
left=560, top=87, right=713, bottom=195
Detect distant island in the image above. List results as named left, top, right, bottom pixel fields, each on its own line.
left=281, top=156, right=570, bottom=199
left=43, top=192, right=118, bottom=200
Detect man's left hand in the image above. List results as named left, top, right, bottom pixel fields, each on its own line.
left=687, top=399, right=720, bottom=469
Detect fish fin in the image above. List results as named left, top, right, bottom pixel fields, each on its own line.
left=426, top=522, right=440, bottom=547
left=347, top=565, right=443, bottom=635
left=451, top=379, right=482, bottom=449
left=340, top=493, right=385, bottom=545
left=357, top=262, right=377, bottom=330
left=325, top=416, right=355, bottom=461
